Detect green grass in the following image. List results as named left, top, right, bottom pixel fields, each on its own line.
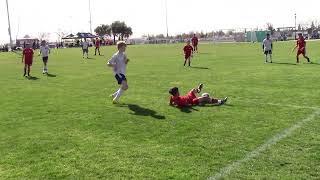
left=0, top=41, right=320, bottom=179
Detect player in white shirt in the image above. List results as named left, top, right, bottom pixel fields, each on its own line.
left=82, top=38, right=89, bottom=59
left=262, top=34, right=273, bottom=63
left=107, top=41, right=129, bottom=104
left=39, top=40, right=50, bottom=74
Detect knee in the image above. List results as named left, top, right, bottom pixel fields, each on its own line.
left=122, top=85, right=129, bottom=91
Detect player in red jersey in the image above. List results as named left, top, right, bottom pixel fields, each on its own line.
left=293, top=33, right=311, bottom=63
left=183, top=41, right=194, bottom=66
left=94, top=37, right=101, bottom=56
left=191, top=34, right=199, bottom=52
left=169, top=83, right=228, bottom=107
left=22, top=44, right=34, bottom=77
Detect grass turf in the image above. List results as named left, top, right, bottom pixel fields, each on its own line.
left=0, top=41, right=320, bottom=179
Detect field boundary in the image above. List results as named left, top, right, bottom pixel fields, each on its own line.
left=208, top=109, right=320, bottom=180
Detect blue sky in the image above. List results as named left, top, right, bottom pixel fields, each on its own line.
left=0, top=0, right=319, bottom=43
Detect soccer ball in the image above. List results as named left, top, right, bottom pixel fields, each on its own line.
left=202, top=93, right=210, bottom=98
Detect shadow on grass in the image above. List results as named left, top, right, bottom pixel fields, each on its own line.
left=189, top=66, right=210, bottom=70
left=27, top=76, right=39, bottom=80
left=179, top=106, right=199, bottom=113
left=306, top=62, right=320, bottom=65
left=272, top=62, right=297, bottom=65
left=46, top=73, right=57, bottom=77
left=119, top=104, right=166, bottom=120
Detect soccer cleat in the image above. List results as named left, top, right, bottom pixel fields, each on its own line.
left=197, top=83, right=204, bottom=93
left=112, top=99, right=120, bottom=104
left=221, top=97, right=228, bottom=105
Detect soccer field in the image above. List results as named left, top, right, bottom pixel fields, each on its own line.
left=0, top=41, right=320, bottom=179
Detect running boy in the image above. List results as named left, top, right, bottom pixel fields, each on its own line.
left=95, top=37, right=101, bottom=56
left=82, top=38, right=89, bottom=59
left=39, top=40, right=50, bottom=74
left=169, top=83, right=228, bottom=107
left=183, top=41, right=193, bottom=67
left=191, top=34, right=199, bottom=52
left=107, top=41, right=129, bottom=104
left=262, top=33, right=273, bottom=63
left=293, top=33, right=311, bottom=63
left=22, top=43, right=34, bottom=77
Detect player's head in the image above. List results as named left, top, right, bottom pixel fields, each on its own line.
left=117, top=41, right=127, bottom=52
left=41, top=40, right=46, bottom=46
left=266, top=33, right=270, bottom=39
left=169, top=87, right=179, bottom=96
left=193, top=34, right=196, bottom=37
left=186, top=40, right=191, bottom=45
left=298, top=33, right=303, bottom=38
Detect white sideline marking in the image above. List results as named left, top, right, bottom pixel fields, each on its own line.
left=236, top=97, right=320, bottom=110
left=263, top=102, right=320, bottom=110
left=208, top=109, right=320, bottom=180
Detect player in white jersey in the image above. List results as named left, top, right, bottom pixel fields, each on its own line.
left=39, top=40, right=50, bottom=74
left=107, top=41, right=129, bottom=104
left=262, top=33, right=273, bottom=63
left=82, top=38, right=89, bottom=59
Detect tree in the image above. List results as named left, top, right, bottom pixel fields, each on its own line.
left=94, top=24, right=111, bottom=38
left=38, top=32, right=50, bottom=41
left=155, top=34, right=165, bottom=39
left=111, top=21, right=123, bottom=44
left=266, top=22, right=275, bottom=35
left=123, top=26, right=133, bottom=40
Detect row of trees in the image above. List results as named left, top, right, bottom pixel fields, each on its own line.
left=94, top=21, right=132, bottom=44
left=143, top=30, right=243, bottom=40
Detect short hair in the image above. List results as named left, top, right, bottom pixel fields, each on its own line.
left=117, top=41, right=127, bottom=49
left=266, top=33, right=270, bottom=36
left=169, top=87, right=179, bottom=96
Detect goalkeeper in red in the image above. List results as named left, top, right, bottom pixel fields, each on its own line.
left=293, top=33, right=311, bottom=63
left=169, top=83, right=228, bottom=107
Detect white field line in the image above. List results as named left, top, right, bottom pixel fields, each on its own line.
left=235, top=97, right=320, bottom=110
left=208, top=109, right=320, bottom=180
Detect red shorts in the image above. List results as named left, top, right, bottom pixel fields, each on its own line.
left=185, top=54, right=191, bottom=59
left=297, top=48, right=305, bottom=56
left=193, top=43, right=198, bottom=47
left=25, top=59, right=33, bottom=66
left=187, top=91, right=199, bottom=105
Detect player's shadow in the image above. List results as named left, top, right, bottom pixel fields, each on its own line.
left=124, top=104, right=166, bottom=120
left=27, top=76, right=39, bottom=80
left=46, top=73, right=57, bottom=77
left=179, top=106, right=199, bottom=113
left=190, top=66, right=210, bottom=69
left=272, top=62, right=297, bottom=65
left=306, top=62, right=320, bottom=65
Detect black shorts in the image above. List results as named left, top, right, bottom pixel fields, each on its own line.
left=115, top=73, right=127, bottom=84
left=264, top=50, right=272, bottom=55
left=42, top=56, right=48, bottom=63
left=83, top=48, right=89, bottom=53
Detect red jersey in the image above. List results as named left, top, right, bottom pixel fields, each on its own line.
left=297, top=38, right=306, bottom=50
left=23, top=48, right=34, bottom=62
left=183, top=45, right=193, bottom=55
left=170, top=91, right=199, bottom=107
left=95, top=40, right=100, bottom=47
left=192, top=37, right=198, bottom=45
left=170, top=96, right=189, bottom=107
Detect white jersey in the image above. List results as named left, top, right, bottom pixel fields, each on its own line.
left=82, top=41, right=89, bottom=49
left=108, top=51, right=127, bottom=75
left=263, top=38, right=272, bottom=51
left=40, top=45, right=50, bottom=57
